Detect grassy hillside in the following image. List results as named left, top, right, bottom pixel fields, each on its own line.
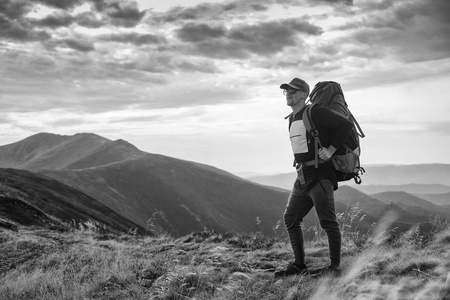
left=40, top=156, right=290, bottom=236
left=1, top=216, right=450, bottom=300
left=1, top=133, right=444, bottom=238
left=0, top=133, right=292, bottom=236
left=371, top=191, right=450, bottom=217
left=0, top=168, right=143, bottom=234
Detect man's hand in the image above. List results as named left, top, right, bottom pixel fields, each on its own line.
left=319, top=146, right=337, bottom=161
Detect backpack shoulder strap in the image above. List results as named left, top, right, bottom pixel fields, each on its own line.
left=302, top=104, right=314, bottom=132
left=301, top=104, right=322, bottom=168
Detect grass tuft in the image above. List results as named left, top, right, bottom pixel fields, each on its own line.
left=1, top=211, right=450, bottom=299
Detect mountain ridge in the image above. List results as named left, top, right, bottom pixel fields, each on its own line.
left=0, top=133, right=111, bottom=171
left=371, top=191, right=450, bottom=217
left=0, top=133, right=290, bottom=236
left=1, top=132, right=445, bottom=237
left=0, top=168, right=143, bottom=233
left=247, top=164, right=450, bottom=188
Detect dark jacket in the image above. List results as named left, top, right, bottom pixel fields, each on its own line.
left=288, top=105, right=353, bottom=190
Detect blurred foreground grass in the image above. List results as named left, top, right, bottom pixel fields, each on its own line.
left=1, top=214, right=450, bottom=300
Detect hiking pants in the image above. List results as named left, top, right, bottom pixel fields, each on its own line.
left=283, top=179, right=341, bottom=268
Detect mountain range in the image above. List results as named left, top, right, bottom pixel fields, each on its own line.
left=248, top=165, right=450, bottom=207
left=0, top=133, right=292, bottom=236
left=1, top=132, right=448, bottom=237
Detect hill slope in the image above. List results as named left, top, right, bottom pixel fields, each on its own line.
left=352, top=183, right=450, bottom=195
left=41, top=155, right=291, bottom=236
left=0, top=168, right=143, bottom=233
left=371, top=191, right=450, bottom=218
left=0, top=133, right=439, bottom=237
left=2, top=225, right=450, bottom=300
left=0, top=133, right=291, bottom=236
left=247, top=164, right=450, bottom=190
left=414, top=192, right=450, bottom=206
left=0, top=133, right=112, bottom=171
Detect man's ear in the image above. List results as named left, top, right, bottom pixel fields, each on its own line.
left=301, top=91, right=308, bottom=100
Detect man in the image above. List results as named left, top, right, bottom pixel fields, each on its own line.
left=275, top=77, right=353, bottom=278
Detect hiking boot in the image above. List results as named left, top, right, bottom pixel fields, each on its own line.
left=274, top=263, right=308, bottom=278
left=310, top=266, right=342, bottom=278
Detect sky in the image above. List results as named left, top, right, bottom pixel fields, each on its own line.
left=1, top=0, right=450, bottom=175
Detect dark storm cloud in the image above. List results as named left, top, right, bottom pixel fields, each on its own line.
left=153, top=2, right=241, bottom=23
left=100, top=32, right=166, bottom=46
left=99, top=0, right=146, bottom=27
left=36, top=0, right=83, bottom=10
left=154, top=5, right=212, bottom=23
left=0, top=0, right=48, bottom=41
left=176, top=23, right=226, bottom=42
left=33, top=11, right=74, bottom=28
left=31, top=0, right=147, bottom=28
left=231, top=19, right=322, bottom=41
left=0, top=0, right=32, bottom=19
left=63, top=39, right=95, bottom=52
left=39, top=36, right=95, bottom=52
left=329, top=0, right=450, bottom=63
left=176, top=18, right=322, bottom=59
left=0, top=15, right=51, bottom=41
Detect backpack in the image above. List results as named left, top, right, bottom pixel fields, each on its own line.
left=302, top=81, right=366, bottom=184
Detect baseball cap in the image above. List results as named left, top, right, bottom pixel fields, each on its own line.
left=280, top=78, right=310, bottom=96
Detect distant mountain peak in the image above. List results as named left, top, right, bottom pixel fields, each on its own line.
left=0, top=132, right=138, bottom=171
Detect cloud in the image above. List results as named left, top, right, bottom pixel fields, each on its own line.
left=62, top=38, right=95, bottom=52
left=176, top=18, right=322, bottom=59
left=151, top=1, right=270, bottom=24
left=175, top=59, right=219, bottom=73
left=333, top=0, right=450, bottom=63
left=138, top=85, right=248, bottom=110
left=176, top=23, right=226, bottom=42
left=153, top=3, right=224, bottom=23
left=0, top=0, right=32, bottom=19
left=109, top=115, right=164, bottom=124
left=250, top=4, right=268, bottom=11
left=1, top=0, right=449, bottom=117
left=0, top=16, right=51, bottom=41
left=75, top=11, right=105, bottom=28
left=99, top=32, right=166, bottom=46
left=49, top=116, right=87, bottom=127
left=33, top=11, right=74, bottom=27
left=315, top=0, right=353, bottom=5
left=104, top=52, right=220, bottom=75
left=95, top=0, right=147, bottom=27
left=36, top=0, right=83, bottom=10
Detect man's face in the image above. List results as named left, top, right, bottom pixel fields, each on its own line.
left=284, top=88, right=304, bottom=107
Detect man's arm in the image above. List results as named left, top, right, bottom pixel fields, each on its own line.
left=312, top=106, right=353, bottom=160
left=319, top=146, right=337, bottom=160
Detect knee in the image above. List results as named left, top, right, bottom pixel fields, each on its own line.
left=284, top=211, right=301, bottom=229
left=319, top=220, right=340, bottom=233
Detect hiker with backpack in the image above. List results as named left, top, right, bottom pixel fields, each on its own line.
left=274, top=77, right=363, bottom=278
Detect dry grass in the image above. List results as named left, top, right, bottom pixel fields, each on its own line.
left=1, top=215, right=450, bottom=300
